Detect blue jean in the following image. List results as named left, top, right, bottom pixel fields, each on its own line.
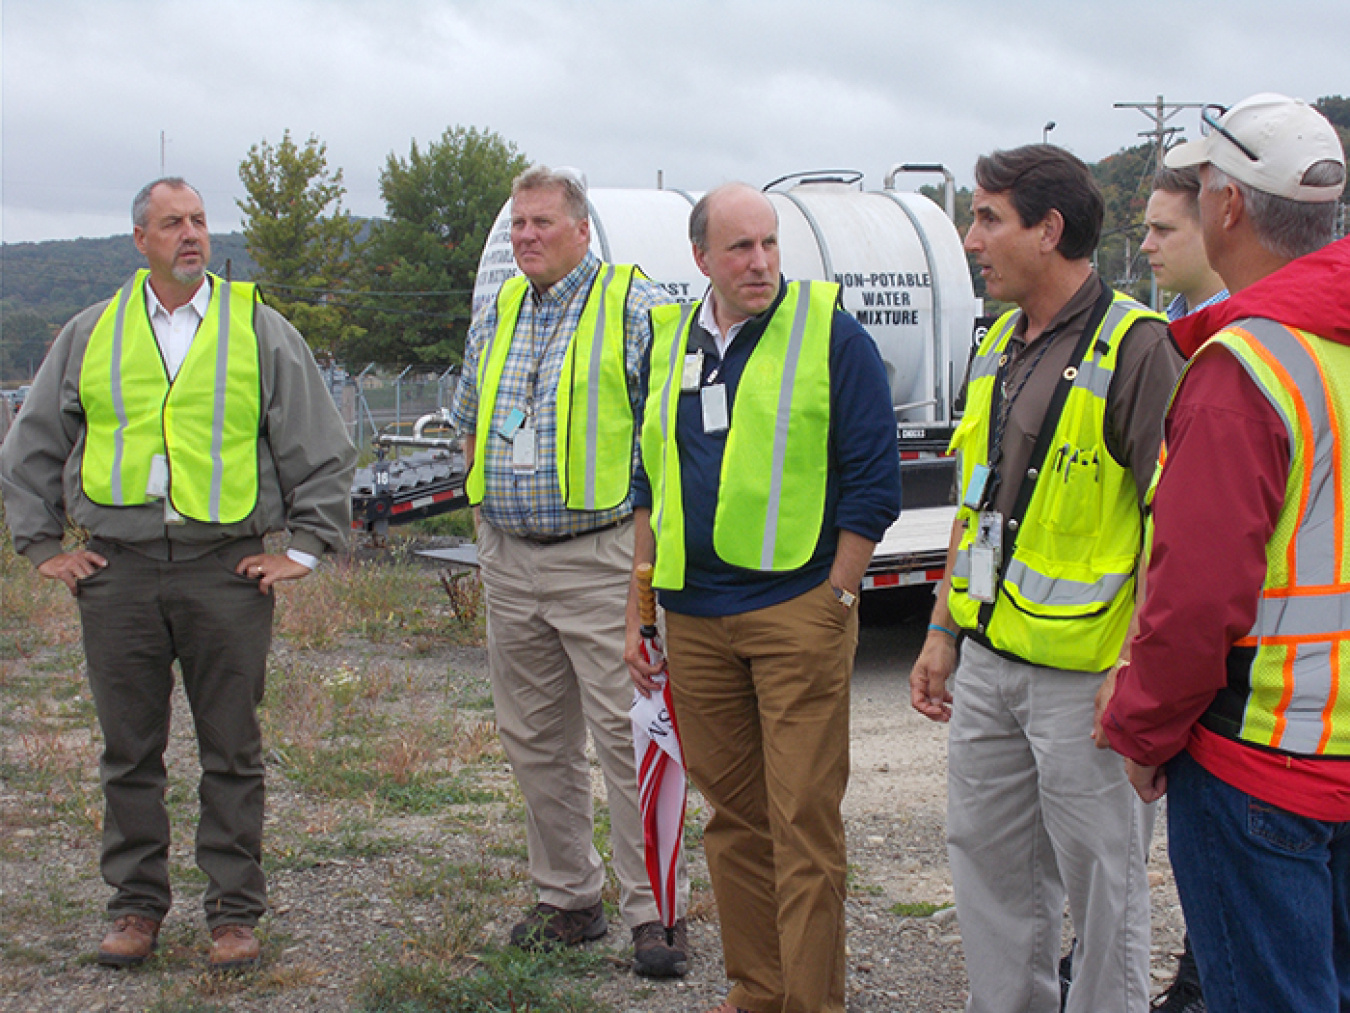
left=1167, top=750, right=1350, bottom=1013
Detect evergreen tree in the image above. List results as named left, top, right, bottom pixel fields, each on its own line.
left=349, top=126, right=528, bottom=366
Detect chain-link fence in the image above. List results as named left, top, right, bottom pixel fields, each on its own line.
left=321, top=365, right=462, bottom=454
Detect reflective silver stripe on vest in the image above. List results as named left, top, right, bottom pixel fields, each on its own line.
left=760, top=282, right=814, bottom=570
left=1250, top=590, right=1350, bottom=640
left=652, top=303, right=695, bottom=545
left=968, top=318, right=1013, bottom=382
left=207, top=280, right=232, bottom=523
left=107, top=277, right=137, bottom=506
left=1003, top=557, right=1130, bottom=607
left=1272, top=653, right=1335, bottom=755
left=581, top=265, right=616, bottom=510
left=1075, top=359, right=1114, bottom=399
left=952, top=546, right=970, bottom=580
left=1233, top=319, right=1338, bottom=589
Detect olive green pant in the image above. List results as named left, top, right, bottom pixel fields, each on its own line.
left=77, top=538, right=273, bottom=928
left=665, top=581, right=857, bottom=1013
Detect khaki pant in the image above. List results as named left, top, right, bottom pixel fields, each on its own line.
left=665, top=581, right=857, bottom=1013
left=77, top=538, right=273, bottom=928
left=478, top=519, right=681, bottom=928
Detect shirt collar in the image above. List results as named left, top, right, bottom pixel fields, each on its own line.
left=144, top=275, right=212, bottom=320
left=530, top=251, right=599, bottom=306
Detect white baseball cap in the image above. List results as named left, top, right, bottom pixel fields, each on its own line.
left=1165, top=93, right=1346, bottom=203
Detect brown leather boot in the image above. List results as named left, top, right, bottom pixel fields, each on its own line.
left=97, top=914, right=161, bottom=967
left=208, top=924, right=260, bottom=970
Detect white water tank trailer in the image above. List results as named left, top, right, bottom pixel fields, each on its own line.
left=470, top=167, right=981, bottom=590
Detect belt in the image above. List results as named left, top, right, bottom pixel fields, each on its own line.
left=521, top=518, right=627, bottom=546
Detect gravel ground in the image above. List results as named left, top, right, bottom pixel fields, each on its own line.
left=0, top=608, right=1187, bottom=1013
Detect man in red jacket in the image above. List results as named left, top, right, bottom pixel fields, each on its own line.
left=1101, top=93, right=1350, bottom=1013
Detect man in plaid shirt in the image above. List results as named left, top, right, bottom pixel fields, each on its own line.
left=449, top=166, right=689, bottom=977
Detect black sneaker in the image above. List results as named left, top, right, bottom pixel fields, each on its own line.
left=1058, top=942, right=1075, bottom=1012
left=508, top=902, right=607, bottom=951
left=1151, top=977, right=1206, bottom=1013
left=632, top=919, right=688, bottom=978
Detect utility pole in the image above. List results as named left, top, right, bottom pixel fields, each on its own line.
left=1115, top=95, right=1207, bottom=309
left=1114, top=95, right=1206, bottom=170
left=160, top=131, right=166, bottom=175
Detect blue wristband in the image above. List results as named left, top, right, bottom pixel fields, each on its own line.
left=927, top=623, right=959, bottom=640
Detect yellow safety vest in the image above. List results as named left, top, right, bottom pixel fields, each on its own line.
left=643, top=281, right=835, bottom=590
left=1182, top=319, right=1350, bottom=756
left=948, top=291, right=1161, bottom=672
left=466, top=264, right=640, bottom=510
left=79, top=271, right=262, bottom=524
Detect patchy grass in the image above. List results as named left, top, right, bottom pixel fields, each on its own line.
left=357, top=945, right=611, bottom=1013
left=275, top=556, right=484, bottom=650
left=890, top=900, right=953, bottom=918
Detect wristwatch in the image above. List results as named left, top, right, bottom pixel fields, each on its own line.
left=832, top=585, right=858, bottom=609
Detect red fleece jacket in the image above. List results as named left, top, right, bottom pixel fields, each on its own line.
left=1104, top=237, right=1350, bottom=821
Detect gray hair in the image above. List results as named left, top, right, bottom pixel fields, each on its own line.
left=131, top=177, right=201, bottom=228
left=1206, top=161, right=1346, bottom=259
left=689, top=182, right=778, bottom=251
left=512, top=165, right=588, bottom=221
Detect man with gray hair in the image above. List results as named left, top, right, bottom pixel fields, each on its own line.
left=0, top=177, right=356, bottom=970
left=450, top=165, right=689, bottom=976
left=1103, top=93, right=1350, bottom=1012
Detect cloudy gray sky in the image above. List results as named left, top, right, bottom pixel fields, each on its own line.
left=3, top=0, right=1346, bottom=244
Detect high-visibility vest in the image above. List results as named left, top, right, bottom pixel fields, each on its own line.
left=466, top=264, right=640, bottom=511
left=1184, top=319, right=1350, bottom=756
left=947, top=291, right=1161, bottom=672
left=643, top=281, right=835, bottom=590
left=79, top=271, right=261, bottom=525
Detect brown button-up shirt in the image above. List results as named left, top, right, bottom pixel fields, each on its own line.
left=985, top=273, right=1182, bottom=519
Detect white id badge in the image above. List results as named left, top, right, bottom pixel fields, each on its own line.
left=681, top=351, right=704, bottom=392
left=511, top=425, right=537, bottom=471
left=969, top=510, right=1002, bottom=603
left=146, top=453, right=169, bottom=499
left=700, top=383, right=729, bottom=433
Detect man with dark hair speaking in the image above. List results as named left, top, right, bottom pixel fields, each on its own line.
left=910, top=146, right=1182, bottom=1012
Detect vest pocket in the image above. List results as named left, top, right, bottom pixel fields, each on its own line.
left=1038, top=442, right=1103, bottom=537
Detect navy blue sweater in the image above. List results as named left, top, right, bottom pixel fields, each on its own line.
left=634, top=280, right=901, bottom=617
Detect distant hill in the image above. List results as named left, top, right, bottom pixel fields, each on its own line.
left=1, top=232, right=258, bottom=328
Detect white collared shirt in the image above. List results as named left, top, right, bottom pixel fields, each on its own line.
left=141, top=275, right=318, bottom=571
left=144, top=277, right=211, bottom=379
left=697, top=290, right=750, bottom=358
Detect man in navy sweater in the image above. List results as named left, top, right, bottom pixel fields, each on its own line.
left=626, top=183, right=900, bottom=1013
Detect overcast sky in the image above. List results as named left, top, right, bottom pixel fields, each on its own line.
left=2, top=0, right=1346, bottom=244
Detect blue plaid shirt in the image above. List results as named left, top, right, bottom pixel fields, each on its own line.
left=1166, top=288, right=1229, bottom=322
left=450, top=252, right=669, bottom=536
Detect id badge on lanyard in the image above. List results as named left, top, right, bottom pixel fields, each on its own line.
left=969, top=510, right=1002, bottom=603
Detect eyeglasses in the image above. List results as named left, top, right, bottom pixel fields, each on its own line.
left=1200, top=104, right=1260, bottom=163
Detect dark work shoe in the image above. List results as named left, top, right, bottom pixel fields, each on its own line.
left=97, top=913, right=161, bottom=967
left=1151, top=977, right=1206, bottom=1013
left=509, top=901, right=607, bottom=951
left=1058, top=943, right=1074, bottom=1012
left=632, top=919, right=688, bottom=978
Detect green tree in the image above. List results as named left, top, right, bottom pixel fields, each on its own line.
left=0, top=310, right=54, bottom=382
left=237, top=130, right=364, bottom=358
left=349, top=125, right=528, bottom=366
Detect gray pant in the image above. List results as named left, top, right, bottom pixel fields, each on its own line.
left=78, top=538, right=273, bottom=928
left=947, top=640, right=1151, bottom=1013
